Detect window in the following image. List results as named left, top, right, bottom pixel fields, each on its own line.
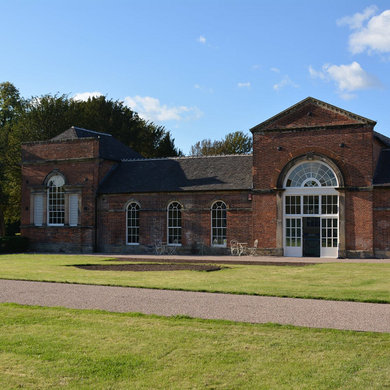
left=285, top=218, right=301, bottom=247
left=211, top=201, right=227, bottom=246
left=167, top=202, right=182, bottom=245
left=285, top=162, right=338, bottom=188
left=127, top=202, right=140, bottom=244
left=321, top=195, right=338, bottom=214
left=303, top=195, right=319, bottom=214
left=321, top=218, right=338, bottom=248
left=285, top=196, right=301, bottom=214
left=47, top=175, right=65, bottom=225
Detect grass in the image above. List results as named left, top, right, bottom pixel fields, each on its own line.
left=1, top=303, right=390, bottom=389
left=1, top=254, right=390, bottom=303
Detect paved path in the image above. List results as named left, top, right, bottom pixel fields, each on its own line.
left=1, top=279, right=390, bottom=333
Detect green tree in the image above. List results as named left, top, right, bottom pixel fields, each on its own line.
left=189, top=131, right=252, bottom=156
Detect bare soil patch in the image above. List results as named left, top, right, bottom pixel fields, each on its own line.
left=106, top=258, right=316, bottom=267
left=75, top=263, right=222, bottom=272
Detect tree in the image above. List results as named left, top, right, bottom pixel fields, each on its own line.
left=0, top=82, right=24, bottom=236
left=189, top=131, right=252, bottom=156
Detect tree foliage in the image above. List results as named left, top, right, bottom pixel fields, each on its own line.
left=0, top=82, right=182, bottom=235
left=189, top=131, right=252, bottom=156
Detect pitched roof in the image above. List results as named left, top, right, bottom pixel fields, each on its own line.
left=373, top=149, right=390, bottom=186
left=51, top=126, right=143, bottom=161
left=251, top=97, right=376, bottom=133
left=374, top=131, right=390, bottom=148
left=98, top=154, right=253, bottom=194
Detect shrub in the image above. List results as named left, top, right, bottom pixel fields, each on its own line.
left=0, top=236, right=29, bottom=253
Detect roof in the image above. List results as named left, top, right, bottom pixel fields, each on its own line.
left=51, top=126, right=143, bottom=161
left=373, top=149, right=390, bottom=185
left=251, top=97, right=376, bottom=133
left=98, top=154, right=253, bottom=194
left=374, top=131, right=390, bottom=148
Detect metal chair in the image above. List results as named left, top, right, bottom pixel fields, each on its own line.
left=248, top=239, right=258, bottom=256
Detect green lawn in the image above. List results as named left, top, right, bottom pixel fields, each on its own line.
left=1, top=303, right=390, bottom=389
left=1, top=254, right=390, bottom=303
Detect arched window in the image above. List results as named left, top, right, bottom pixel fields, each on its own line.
left=285, top=162, right=338, bottom=188
left=127, top=202, right=140, bottom=244
left=211, top=201, right=227, bottom=246
left=167, top=202, right=182, bottom=245
left=47, top=175, right=65, bottom=225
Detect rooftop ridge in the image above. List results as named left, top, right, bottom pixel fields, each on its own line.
left=121, top=154, right=253, bottom=162
left=71, top=126, right=112, bottom=137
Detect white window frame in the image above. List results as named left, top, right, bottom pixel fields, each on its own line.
left=47, top=175, right=65, bottom=226
left=126, top=202, right=140, bottom=245
left=283, top=161, right=339, bottom=258
left=211, top=201, right=227, bottom=247
left=167, top=201, right=182, bottom=246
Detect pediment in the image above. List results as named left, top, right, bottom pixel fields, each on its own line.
left=251, top=97, right=376, bottom=133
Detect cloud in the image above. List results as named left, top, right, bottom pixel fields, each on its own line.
left=124, top=96, right=202, bottom=122
left=194, top=84, right=213, bottom=93
left=273, top=76, right=298, bottom=91
left=309, top=62, right=380, bottom=98
left=237, top=82, right=251, bottom=88
left=270, top=67, right=280, bottom=73
left=337, top=5, right=378, bottom=29
left=72, top=91, right=103, bottom=101
left=198, top=35, right=206, bottom=44
left=338, top=7, right=390, bottom=54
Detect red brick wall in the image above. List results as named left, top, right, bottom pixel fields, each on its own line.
left=21, top=138, right=101, bottom=252
left=252, top=125, right=375, bottom=255
left=22, top=138, right=99, bottom=162
left=374, top=188, right=390, bottom=256
left=96, top=191, right=252, bottom=253
left=253, top=126, right=374, bottom=189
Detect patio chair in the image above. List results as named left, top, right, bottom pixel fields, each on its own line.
left=230, top=240, right=239, bottom=256
left=248, top=239, right=258, bottom=256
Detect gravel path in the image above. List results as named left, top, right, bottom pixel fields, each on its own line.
left=1, top=279, right=390, bottom=333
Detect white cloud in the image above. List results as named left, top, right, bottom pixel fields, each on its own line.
left=237, top=82, right=251, bottom=88
left=309, top=62, right=380, bottom=98
left=124, top=96, right=202, bottom=122
left=338, top=7, right=390, bottom=54
left=252, top=64, right=261, bottom=70
left=270, top=67, right=280, bottom=73
left=198, top=35, right=206, bottom=44
left=337, top=5, right=378, bottom=29
left=72, top=91, right=103, bottom=101
left=273, top=76, right=298, bottom=91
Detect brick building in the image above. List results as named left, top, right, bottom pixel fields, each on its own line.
left=21, top=97, right=390, bottom=258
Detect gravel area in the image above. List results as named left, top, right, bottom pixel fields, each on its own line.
left=1, top=279, right=390, bottom=333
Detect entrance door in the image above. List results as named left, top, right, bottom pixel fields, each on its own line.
left=303, top=217, right=320, bottom=257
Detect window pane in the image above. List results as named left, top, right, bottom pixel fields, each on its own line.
left=211, top=201, right=227, bottom=246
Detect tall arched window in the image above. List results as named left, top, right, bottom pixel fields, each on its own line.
left=127, top=202, right=140, bottom=244
left=167, top=202, right=182, bottom=245
left=211, top=201, right=227, bottom=246
left=47, top=175, right=65, bottom=226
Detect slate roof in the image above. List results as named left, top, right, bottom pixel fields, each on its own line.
left=98, top=154, right=253, bottom=193
left=51, top=126, right=143, bottom=161
left=373, top=149, right=390, bottom=185
left=374, top=131, right=390, bottom=148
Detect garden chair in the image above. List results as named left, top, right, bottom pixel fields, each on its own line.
left=248, top=239, right=258, bottom=256
left=230, top=240, right=239, bottom=256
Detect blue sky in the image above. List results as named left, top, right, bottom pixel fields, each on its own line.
left=2, top=0, right=390, bottom=153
